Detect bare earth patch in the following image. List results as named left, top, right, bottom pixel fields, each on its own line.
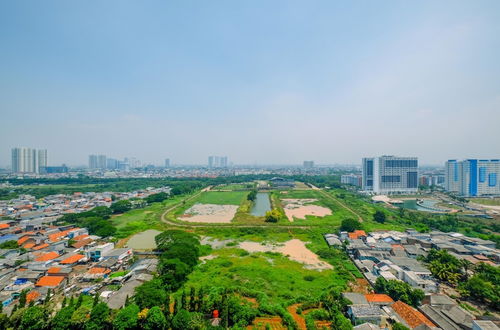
left=179, top=203, right=238, bottom=223
left=281, top=199, right=332, bottom=222
left=238, top=239, right=333, bottom=271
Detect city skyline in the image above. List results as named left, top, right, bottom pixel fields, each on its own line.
left=1, top=1, right=500, bottom=166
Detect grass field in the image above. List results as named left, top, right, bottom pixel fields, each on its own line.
left=179, top=246, right=348, bottom=305
left=470, top=198, right=500, bottom=206
left=194, top=191, right=249, bottom=205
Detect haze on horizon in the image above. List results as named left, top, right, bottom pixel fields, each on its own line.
left=1, top=1, right=499, bottom=167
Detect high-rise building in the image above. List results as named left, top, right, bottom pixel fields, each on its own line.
left=89, top=154, right=107, bottom=169
left=107, top=158, right=119, bottom=170
left=303, top=161, right=314, bottom=168
left=362, top=156, right=418, bottom=194
left=11, top=147, right=46, bottom=173
left=165, top=158, right=170, bottom=168
left=208, top=156, right=228, bottom=168
left=37, top=149, right=47, bottom=171
left=445, top=159, right=500, bottom=197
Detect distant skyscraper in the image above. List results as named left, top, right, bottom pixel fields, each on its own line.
left=89, top=155, right=97, bottom=169
left=208, top=156, right=228, bottom=168
left=362, top=156, right=418, bottom=194
left=107, top=158, right=119, bottom=170
left=38, top=149, right=47, bottom=171
left=165, top=158, right=170, bottom=168
left=303, top=161, right=314, bottom=168
left=445, top=159, right=500, bottom=197
left=11, top=147, right=46, bottom=173
left=341, top=174, right=361, bottom=186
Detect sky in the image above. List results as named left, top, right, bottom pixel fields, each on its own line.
left=1, top=1, right=500, bottom=167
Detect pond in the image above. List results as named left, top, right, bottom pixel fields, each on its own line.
left=250, top=192, right=271, bottom=216
left=401, top=199, right=447, bottom=213
left=126, top=229, right=162, bottom=250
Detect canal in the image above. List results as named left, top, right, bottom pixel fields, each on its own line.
left=250, top=192, right=271, bottom=216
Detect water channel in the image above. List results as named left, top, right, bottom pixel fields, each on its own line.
left=250, top=192, right=271, bottom=216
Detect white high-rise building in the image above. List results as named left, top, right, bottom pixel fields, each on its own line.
left=11, top=147, right=46, bottom=173
left=89, top=154, right=107, bottom=169
left=38, top=149, right=47, bottom=171
left=362, top=156, right=418, bottom=194
left=445, top=159, right=500, bottom=197
left=208, top=156, right=228, bottom=168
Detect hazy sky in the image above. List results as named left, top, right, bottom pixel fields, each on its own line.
left=1, top=1, right=499, bottom=166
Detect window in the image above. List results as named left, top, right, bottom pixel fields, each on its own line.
left=489, top=173, right=497, bottom=187
left=385, top=160, right=418, bottom=168
left=366, top=160, right=373, bottom=176
left=479, top=167, right=486, bottom=183
left=407, top=172, right=418, bottom=188
left=382, top=175, right=401, bottom=183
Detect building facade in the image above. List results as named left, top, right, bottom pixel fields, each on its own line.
left=341, top=174, right=361, bottom=186
left=362, top=156, right=418, bottom=194
left=303, top=161, right=314, bottom=168
left=445, top=159, right=500, bottom=197
left=89, top=154, right=107, bottom=169
left=11, top=147, right=47, bottom=173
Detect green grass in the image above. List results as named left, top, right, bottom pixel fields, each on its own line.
left=181, top=247, right=348, bottom=305
left=196, top=191, right=249, bottom=205
left=112, top=194, right=188, bottom=238
left=109, top=270, right=129, bottom=278
left=470, top=198, right=500, bottom=206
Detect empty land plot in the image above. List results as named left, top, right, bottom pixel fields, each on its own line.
left=179, top=203, right=239, bottom=223
left=281, top=199, right=332, bottom=222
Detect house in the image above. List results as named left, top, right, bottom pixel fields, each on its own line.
left=419, top=304, right=473, bottom=330
left=472, top=320, right=499, bottom=330
left=364, top=294, right=394, bottom=306
left=269, top=177, right=295, bottom=189
left=35, top=276, right=65, bottom=289
left=347, top=305, right=386, bottom=326
left=390, top=301, right=435, bottom=329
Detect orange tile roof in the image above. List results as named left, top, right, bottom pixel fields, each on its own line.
left=60, top=254, right=84, bottom=264
left=36, top=276, right=65, bottom=287
left=391, top=301, right=435, bottom=328
left=73, top=234, right=89, bottom=241
left=88, top=267, right=111, bottom=275
left=18, top=268, right=28, bottom=272
left=17, top=236, right=31, bottom=245
left=365, top=294, right=394, bottom=303
left=35, top=251, right=59, bottom=262
left=348, top=230, right=367, bottom=239
left=33, top=243, right=49, bottom=251
left=0, top=223, right=9, bottom=229
left=391, top=244, right=404, bottom=249
left=47, top=267, right=62, bottom=274
left=23, top=243, right=36, bottom=249
left=26, top=290, right=40, bottom=303
left=72, top=238, right=92, bottom=248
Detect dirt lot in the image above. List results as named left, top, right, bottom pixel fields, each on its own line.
left=179, top=203, right=238, bottom=223
left=281, top=199, right=332, bottom=222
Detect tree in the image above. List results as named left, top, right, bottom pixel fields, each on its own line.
left=144, top=306, right=168, bottom=330
left=393, top=323, right=410, bottom=330
left=247, top=190, right=257, bottom=202
left=181, top=291, right=187, bottom=310
left=134, top=279, right=167, bottom=309
left=85, top=302, right=110, bottom=330
left=374, top=277, right=424, bottom=307
left=71, top=305, right=91, bottom=328
left=265, top=209, right=281, bottom=223
left=45, top=288, right=52, bottom=304
left=19, top=289, right=28, bottom=308
left=145, top=192, right=169, bottom=204
left=0, top=240, right=18, bottom=249
left=113, top=303, right=140, bottom=330
left=340, top=218, right=362, bottom=232
left=159, top=259, right=192, bottom=290
left=51, top=306, right=75, bottom=330
left=171, top=309, right=192, bottom=330
left=21, top=306, right=47, bottom=330
left=373, top=210, right=386, bottom=223
left=110, top=200, right=133, bottom=214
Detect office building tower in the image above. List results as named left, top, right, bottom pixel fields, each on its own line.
left=89, top=154, right=107, bottom=169
left=107, top=158, right=119, bottom=170
left=165, top=158, right=170, bottom=168
left=11, top=147, right=44, bottom=173
left=303, top=161, right=314, bottom=168
left=362, top=156, right=418, bottom=194
left=445, top=159, right=500, bottom=197
left=89, top=155, right=98, bottom=169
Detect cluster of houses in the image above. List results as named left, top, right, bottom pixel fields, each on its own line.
left=0, top=188, right=170, bottom=315
left=0, top=186, right=171, bottom=219
left=0, top=220, right=158, bottom=314
left=324, top=230, right=499, bottom=329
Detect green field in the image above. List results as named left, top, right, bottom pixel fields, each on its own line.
left=195, top=191, right=248, bottom=205
left=470, top=198, right=500, bottom=206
